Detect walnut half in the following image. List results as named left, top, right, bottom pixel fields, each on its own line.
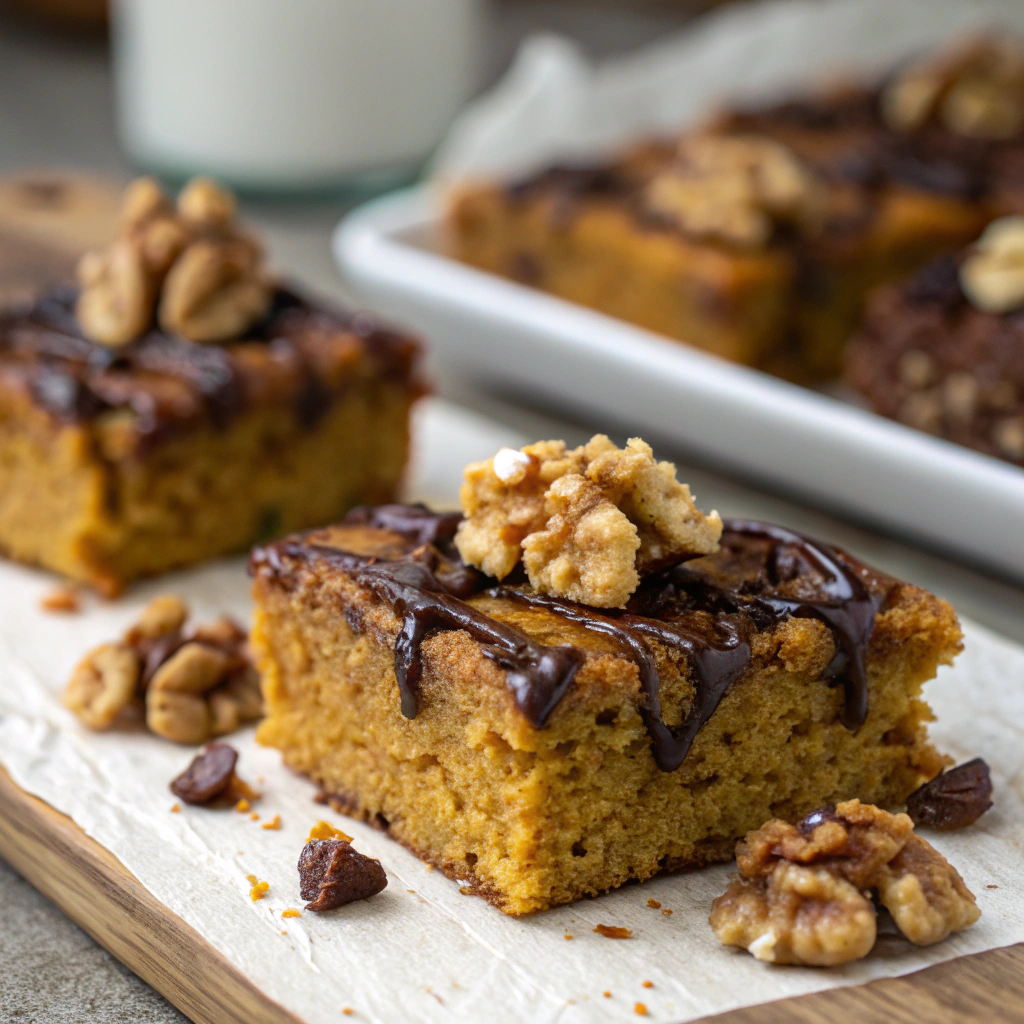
left=709, top=799, right=980, bottom=966
left=455, top=435, right=722, bottom=607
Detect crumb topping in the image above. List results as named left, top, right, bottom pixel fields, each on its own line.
left=709, top=799, right=980, bottom=966
left=882, top=36, right=1024, bottom=139
left=76, top=176, right=272, bottom=347
left=62, top=594, right=262, bottom=743
left=644, top=134, right=824, bottom=248
left=455, top=435, right=721, bottom=607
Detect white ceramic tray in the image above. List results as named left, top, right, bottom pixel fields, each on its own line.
left=334, top=185, right=1024, bottom=582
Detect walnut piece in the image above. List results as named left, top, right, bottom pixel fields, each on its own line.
left=76, top=176, right=271, bottom=347
left=62, top=594, right=263, bottom=743
left=644, top=134, right=824, bottom=249
left=959, top=216, right=1024, bottom=315
left=62, top=643, right=141, bottom=730
left=455, top=435, right=722, bottom=607
left=710, top=799, right=980, bottom=966
left=882, top=36, right=1024, bottom=139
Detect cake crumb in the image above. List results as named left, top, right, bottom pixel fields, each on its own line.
left=170, top=803, right=181, bottom=813
left=249, top=812, right=260, bottom=821
left=245, top=874, right=257, bottom=885
left=41, top=586, right=81, bottom=613
left=308, top=820, right=352, bottom=842
left=281, top=908, right=301, bottom=919
left=646, top=898, right=661, bottom=909
left=987, top=884, right=999, bottom=889
left=634, top=1002, right=648, bottom=1016
left=661, top=909, right=673, bottom=916
left=249, top=879, right=269, bottom=901
left=603, top=992, right=612, bottom=999
left=564, top=934, right=574, bottom=940
left=642, top=981, right=653, bottom=989
left=594, top=924, right=632, bottom=939
left=235, top=798, right=251, bottom=813
left=261, top=815, right=282, bottom=830
left=342, top=1010, right=354, bottom=1017
left=407, top=889, right=416, bottom=893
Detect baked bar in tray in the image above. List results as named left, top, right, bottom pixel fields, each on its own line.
left=447, top=36, right=1024, bottom=381
left=251, top=505, right=959, bottom=915
left=846, top=220, right=1024, bottom=468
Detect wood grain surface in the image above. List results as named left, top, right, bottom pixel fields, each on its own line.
left=0, top=766, right=298, bottom=1024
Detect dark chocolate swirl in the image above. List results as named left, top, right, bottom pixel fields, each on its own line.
left=252, top=506, right=890, bottom=772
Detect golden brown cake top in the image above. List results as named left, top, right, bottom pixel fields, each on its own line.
left=251, top=503, right=898, bottom=772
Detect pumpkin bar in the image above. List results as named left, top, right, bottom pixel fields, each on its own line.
left=251, top=440, right=959, bottom=916
left=846, top=218, right=1024, bottom=467
left=447, top=36, right=1024, bottom=380
left=0, top=178, right=423, bottom=595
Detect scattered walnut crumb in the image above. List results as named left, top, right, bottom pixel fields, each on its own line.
left=456, top=435, right=721, bottom=607
left=170, top=803, right=181, bottom=813
left=281, top=908, right=301, bottom=919
left=249, top=879, right=269, bottom=901
left=308, top=820, right=352, bottom=842
left=642, top=981, right=653, bottom=989
left=235, top=799, right=251, bottom=813
left=634, top=1003, right=648, bottom=1017
left=960, top=218, right=1024, bottom=314
left=41, top=586, right=81, bottom=614
left=646, top=898, right=661, bottom=909
left=710, top=800, right=980, bottom=967
left=261, top=815, right=282, bottom=831
left=660, top=909, right=673, bottom=916
left=593, top=924, right=633, bottom=939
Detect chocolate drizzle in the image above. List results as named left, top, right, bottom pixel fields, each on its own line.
left=252, top=507, right=890, bottom=772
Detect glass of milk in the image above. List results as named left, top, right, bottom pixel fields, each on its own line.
left=111, top=0, right=483, bottom=193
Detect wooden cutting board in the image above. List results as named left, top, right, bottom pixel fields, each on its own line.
left=1, top=171, right=1023, bottom=1024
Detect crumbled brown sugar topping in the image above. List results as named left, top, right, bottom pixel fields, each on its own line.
left=710, top=799, right=980, bottom=966
left=455, top=435, right=722, bottom=608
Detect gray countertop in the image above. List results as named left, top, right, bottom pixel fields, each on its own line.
left=2, top=4, right=1023, bottom=1021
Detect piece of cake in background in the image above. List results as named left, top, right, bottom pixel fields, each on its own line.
left=0, top=176, right=424, bottom=595
left=846, top=217, right=1024, bottom=468
left=251, top=438, right=960, bottom=916
left=446, top=34, right=1024, bottom=382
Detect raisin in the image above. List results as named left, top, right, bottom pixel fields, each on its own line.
left=906, top=758, right=993, bottom=830
left=169, top=743, right=238, bottom=805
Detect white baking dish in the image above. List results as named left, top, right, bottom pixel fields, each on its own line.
left=334, top=184, right=1024, bottom=581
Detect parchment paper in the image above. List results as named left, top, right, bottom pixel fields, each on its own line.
left=1, top=398, right=1023, bottom=1024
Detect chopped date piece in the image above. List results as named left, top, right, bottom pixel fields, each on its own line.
left=298, top=838, right=388, bottom=912
left=170, top=743, right=238, bottom=805
left=906, top=758, right=993, bottom=830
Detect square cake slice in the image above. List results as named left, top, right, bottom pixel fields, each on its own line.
left=0, top=175, right=423, bottom=595
left=251, top=505, right=960, bottom=916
